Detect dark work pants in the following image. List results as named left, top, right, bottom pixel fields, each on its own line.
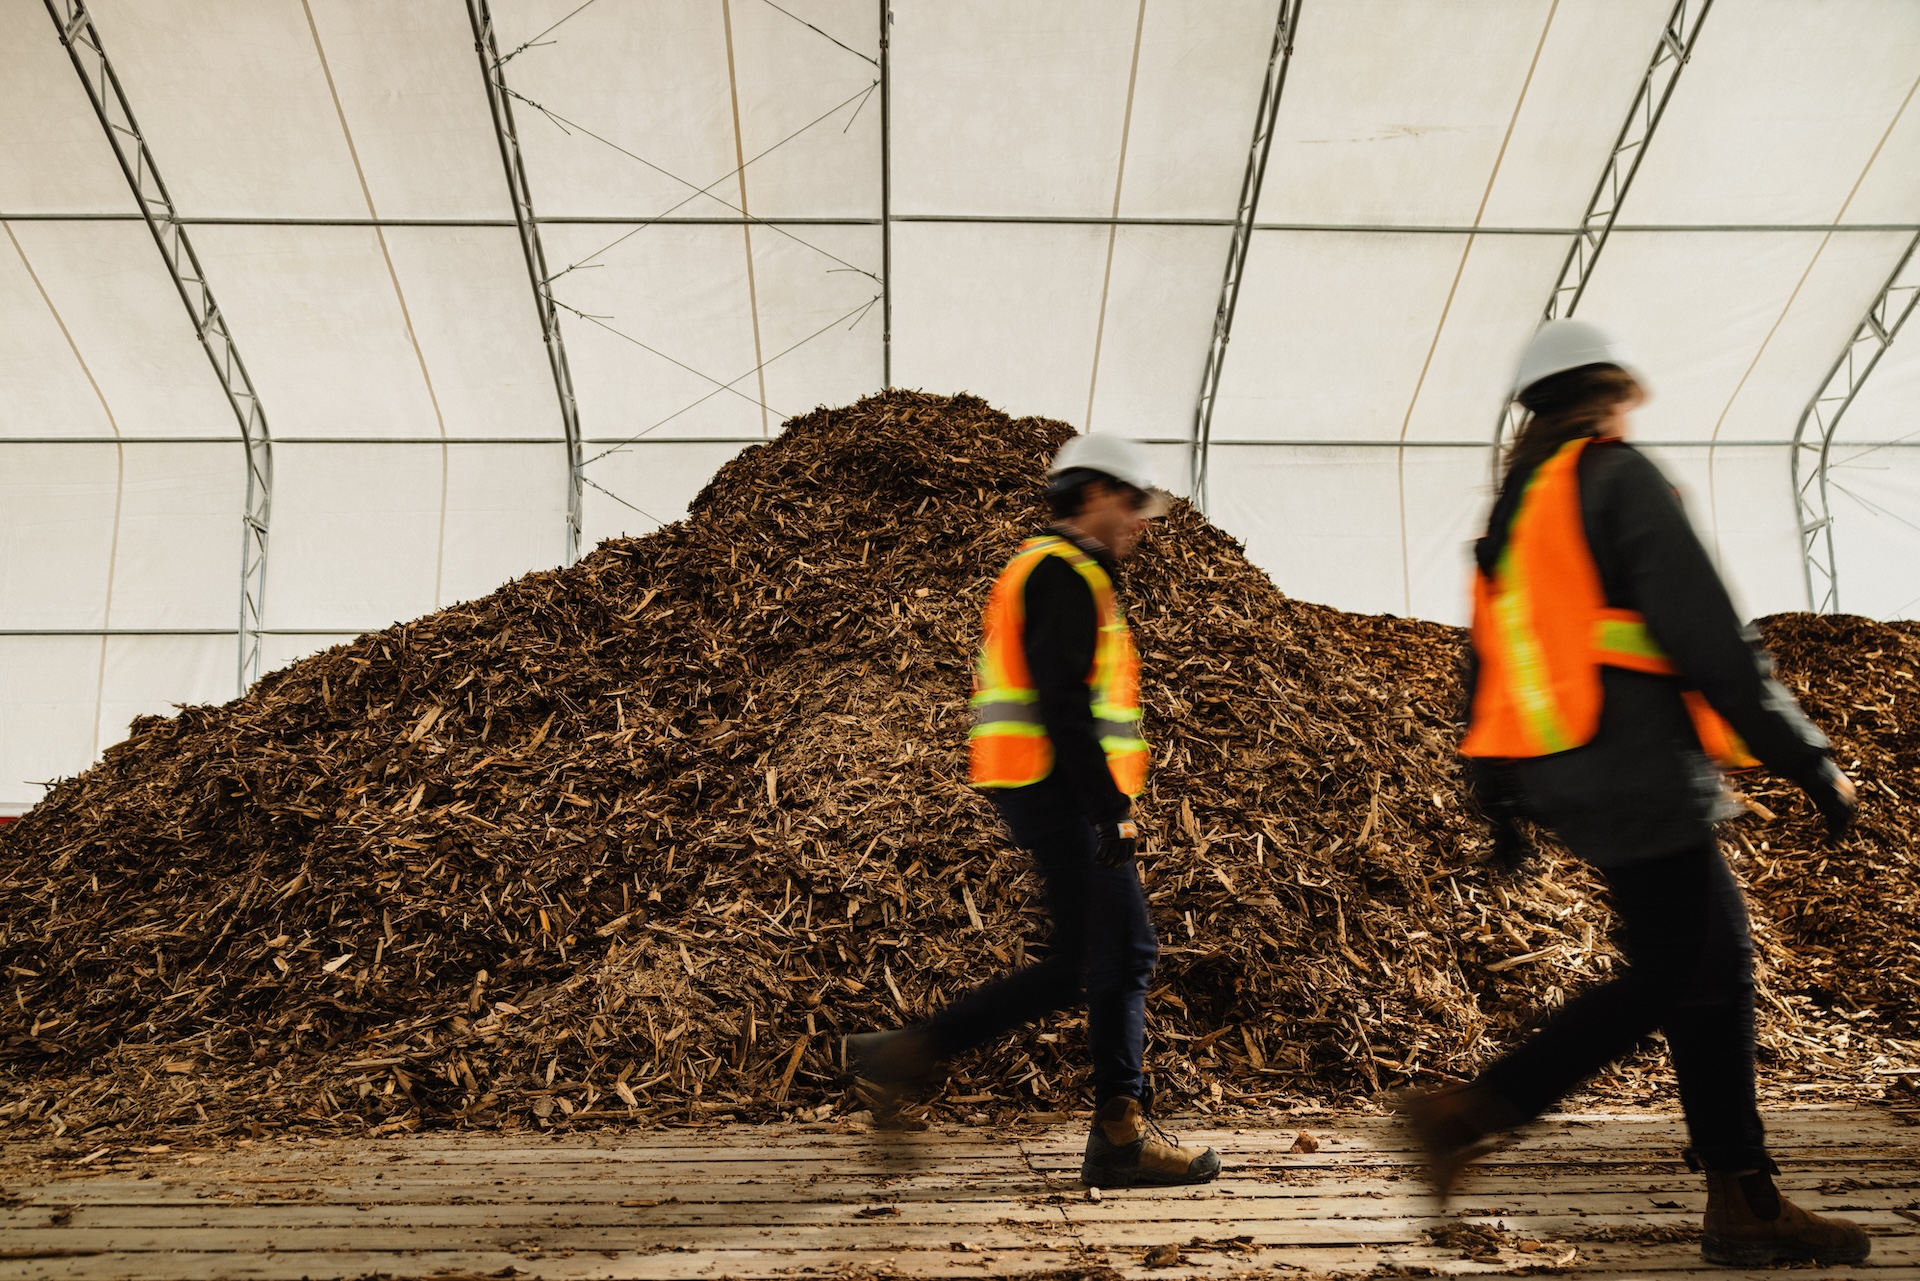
left=917, top=778, right=1159, bottom=1108
left=1479, top=839, right=1767, bottom=1170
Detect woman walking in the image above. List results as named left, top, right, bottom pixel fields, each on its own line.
left=1400, top=319, right=1868, bottom=1268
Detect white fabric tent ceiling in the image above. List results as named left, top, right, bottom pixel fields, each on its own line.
left=1, top=0, right=1918, bottom=810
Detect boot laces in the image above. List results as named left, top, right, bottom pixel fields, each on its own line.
left=1140, top=1109, right=1185, bottom=1152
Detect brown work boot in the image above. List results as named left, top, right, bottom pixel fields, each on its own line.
left=841, top=1029, right=940, bottom=1105
left=1080, top=1097, right=1221, bottom=1187
left=1701, top=1160, right=1870, bottom=1267
left=1391, top=1081, right=1524, bottom=1205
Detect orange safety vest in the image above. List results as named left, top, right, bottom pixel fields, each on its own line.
left=1462, top=437, right=1757, bottom=769
left=969, top=535, right=1148, bottom=796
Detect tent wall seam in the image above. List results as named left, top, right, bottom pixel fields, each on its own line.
left=1393, top=0, right=1560, bottom=617
left=3, top=221, right=125, bottom=759
left=301, top=0, right=451, bottom=610
left=720, top=0, right=772, bottom=438
left=1083, top=0, right=1149, bottom=435
left=44, top=0, right=275, bottom=699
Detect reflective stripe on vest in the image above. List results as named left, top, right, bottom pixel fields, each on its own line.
left=1462, top=438, right=1758, bottom=770
left=969, top=535, right=1148, bottom=796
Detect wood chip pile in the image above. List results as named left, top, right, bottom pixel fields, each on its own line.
left=1, top=392, right=1913, bottom=1142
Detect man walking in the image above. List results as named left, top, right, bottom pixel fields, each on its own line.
left=845, top=434, right=1220, bottom=1188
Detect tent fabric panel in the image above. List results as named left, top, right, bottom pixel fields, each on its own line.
left=2, top=221, right=238, bottom=439
left=1828, top=446, right=1920, bottom=620
left=700, top=0, right=881, bottom=219
left=376, top=227, right=563, bottom=440
left=1471, top=0, right=1683, bottom=229
left=263, top=442, right=450, bottom=633
left=1831, top=325, right=1920, bottom=444
left=0, top=636, right=104, bottom=811
left=301, top=0, right=514, bottom=221
left=542, top=223, right=873, bottom=444
left=1205, top=444, right=1408, bottom=620
left=439, top=443, right=570, bottom=609
left=1618, top=0, right=1920, bottom=228
left=0, top=444, right=118, bottom=630
left=1103, top=0, right=1276, bottom=222
left=493, top=2, right=756, bottom=220
left=1700, top=231, right=1920, bottom=444
left=1394, top=233, right=1579, bottom=443
left=723, top=225, right=885, bottom=431
left=1400, top=447, right=1497, bottom=626
left=96, top=632, right=236, bottom=761
left=1634, top=444, right=1804, bottom=620
left=84, top=0, right=366, bottom=220
left=1256, top=0, right=1663, bottom=228
left=190, top=224, right=442, bottom=439
left=0, top=633, right=228, bottom=811
left=1209, top=231, right=1479, bottom=443
left=1084, top=224, right=1233, bottom=441
left=579, top=440, right=753, bottom=550
left=0, top=225, right=116, bottom=438
left=1575, top=231, right=1900, bottom=444
left=0, top=0, right=136, bottom=215
left=890, top=220, right=1110, bottom=429
left=891, top=0, right=1140, bottom=218
left=258, top=632, right=360, bottom=681
left=98, top=442, right=245, bottom=630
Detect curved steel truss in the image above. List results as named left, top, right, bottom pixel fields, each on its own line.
left=468, top=0, right=587, bottom=566
left=45, top=0, right=275, bottom=696
left=1188, top=0, right=1304, bottom=512
left=1493, top=0, right=1714, bottom=465
left=1791, top=231, right=1920, bottom=614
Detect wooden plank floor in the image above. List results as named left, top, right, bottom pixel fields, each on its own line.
left=1, top=1107, right=1915, bottom=1280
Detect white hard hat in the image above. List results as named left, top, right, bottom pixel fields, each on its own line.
left=1048, top=433, right=1170, bottom=516
left=1512, top=318, right=1649, bottom=398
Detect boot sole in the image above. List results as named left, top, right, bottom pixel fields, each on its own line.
left=1080, top=1164, right=1221, bottom=1189
left=1702, top=1236, right=1871, bottom=1267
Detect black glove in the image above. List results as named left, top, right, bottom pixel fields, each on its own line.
left=1804, top=759, right=1856, bottom=843
left=1094, top=818, right=1139, bottom=868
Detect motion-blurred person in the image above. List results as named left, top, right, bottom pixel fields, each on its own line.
left=843, top=434, right=1220, bottom=1188
left=1397, top=319, right=1865, bottom=1267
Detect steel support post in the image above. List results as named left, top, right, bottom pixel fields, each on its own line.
left=1790, top=231, right=1920, bottom=614
left=1188, top=1, right=1302, bottom=512
left=468, top=0, right=586, bottom=566
left=45, top=0, right=274, bottom=696
left=1493, top=0, right=1713, bottom=463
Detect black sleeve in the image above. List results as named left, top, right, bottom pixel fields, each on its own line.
left=1022, top=555, right=1131, bottom=824
left=1587, top=447, right=1831, bottom=784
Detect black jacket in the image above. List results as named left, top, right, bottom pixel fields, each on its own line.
left=1018, top=526, right=1132, bottom=824
left=1468, top=440, right=1831, bottom=865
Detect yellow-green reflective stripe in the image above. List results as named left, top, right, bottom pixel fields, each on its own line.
left=969, top=722, right=1048, bottom=739
left=1492, top=548, right=1574, bottom=755
left=1594, top=616, right=1667, bottom=662
left=971, top=688, right=1038, bottom=706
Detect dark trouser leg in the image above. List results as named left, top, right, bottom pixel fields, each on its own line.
left=1478, top=840, right=1764, bottom=1169
left=916, top=780, right=1158, bottom=1107
left=1083, top=842, right=1158, bottom=1108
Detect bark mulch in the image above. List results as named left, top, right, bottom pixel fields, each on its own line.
left=0, top=391, right=1912, bottom=1147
